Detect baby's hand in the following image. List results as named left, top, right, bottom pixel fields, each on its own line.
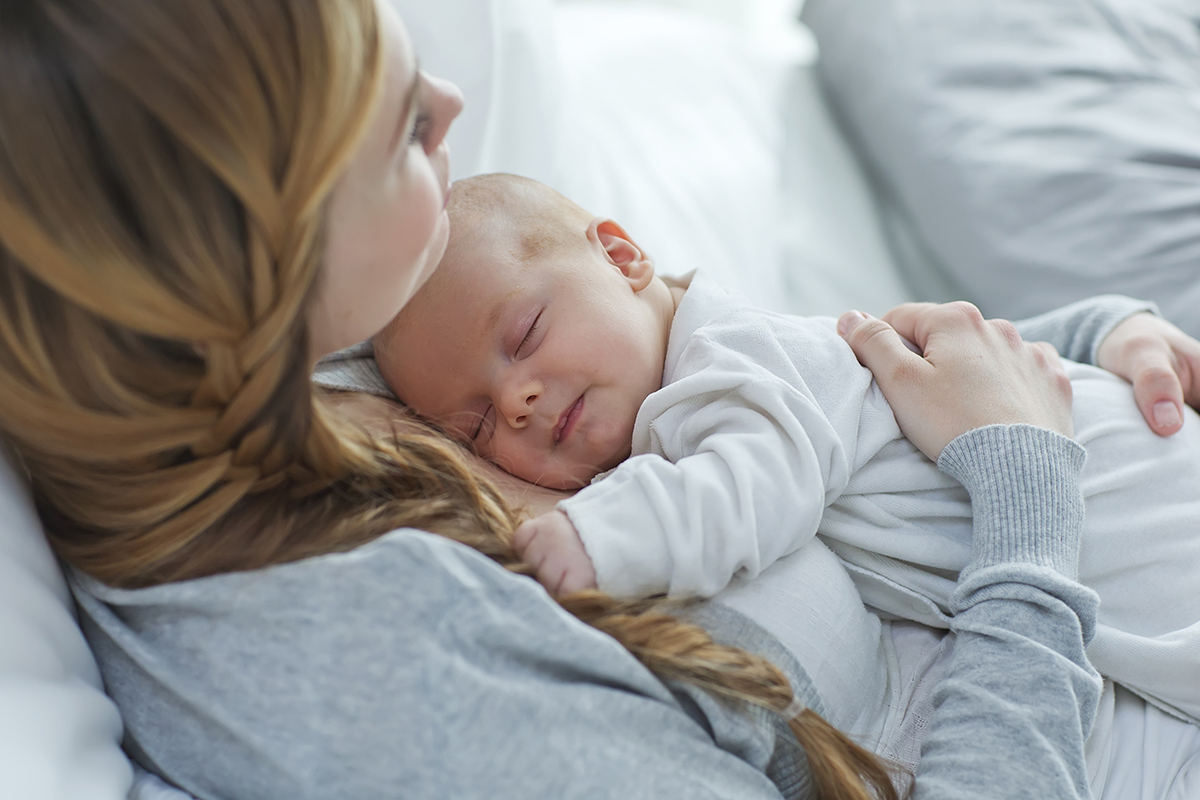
left=513, top=510, right=597, bottom=596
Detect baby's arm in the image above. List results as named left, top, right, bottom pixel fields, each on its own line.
left=555, top=376, right=851, bottom=599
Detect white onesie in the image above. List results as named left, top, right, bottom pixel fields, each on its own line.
left=558, top=271, right=1200, bottom=725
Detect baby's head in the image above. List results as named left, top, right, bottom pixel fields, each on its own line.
left=376, top=174, right=676, bottom=489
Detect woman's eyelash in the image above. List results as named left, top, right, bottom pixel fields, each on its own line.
left=408, top=112, right=432, bottom=146
left=515, top=312, right=542, bottom=356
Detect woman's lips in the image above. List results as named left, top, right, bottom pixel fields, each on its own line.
left=554, top=394, right=585, bottom=444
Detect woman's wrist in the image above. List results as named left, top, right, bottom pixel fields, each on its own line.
left=937, top=424, right=1086, bottom=579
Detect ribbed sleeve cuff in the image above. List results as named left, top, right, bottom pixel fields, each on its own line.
left=1084, top=298, right=1160, bottom=368
left=937, top=425, right=1087, bottom=580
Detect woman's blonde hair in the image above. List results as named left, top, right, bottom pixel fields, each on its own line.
left=0, top=2, right=895, bottom=798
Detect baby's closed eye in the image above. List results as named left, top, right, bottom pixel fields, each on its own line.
left=469, top=404, right=496, bottom=444
left=514, top=311, right=543, bottom=357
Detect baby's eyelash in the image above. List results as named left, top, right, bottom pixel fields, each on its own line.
left=515, top=312, right=542, bottom=356
left=408, top=111, right=432, bottom=146
left=470, top=405, right=494, bottom=443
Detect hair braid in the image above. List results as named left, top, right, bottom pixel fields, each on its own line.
left=0, top=3, right=898, bottom=798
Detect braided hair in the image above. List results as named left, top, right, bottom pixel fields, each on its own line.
left=0, top=2, right=896, bottom=798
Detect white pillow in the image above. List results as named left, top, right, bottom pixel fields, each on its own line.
left=547, top=3, right=914, bottom=316
left=406, top=0, right=914, bottom=315
left=0, top=444, right=131, bottom=799
left=395, top=0, right=562, bottom=185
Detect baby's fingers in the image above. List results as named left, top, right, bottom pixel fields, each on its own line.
left=513, top=511, right=595, bottom=595
left=554, top=557, right=598, bottom=596
left=512, top=518, right=540, bottom=559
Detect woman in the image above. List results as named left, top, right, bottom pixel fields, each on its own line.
left=0, top=1, right=1194, bottom=797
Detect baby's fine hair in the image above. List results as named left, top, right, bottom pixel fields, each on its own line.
left=444, top=173, right=595, bottom=265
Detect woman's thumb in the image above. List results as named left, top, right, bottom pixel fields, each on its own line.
left=837, top=311, right=926, bottom=383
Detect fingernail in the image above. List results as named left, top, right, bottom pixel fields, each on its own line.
left=838, top=310, right=866, bottom=337
left=1153, top=400, right=1181, bottom=430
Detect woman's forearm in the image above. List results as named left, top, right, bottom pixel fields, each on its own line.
left=914, top=425, right=1101, bottom=800
left=1013, top=295, right=1156, bottom=365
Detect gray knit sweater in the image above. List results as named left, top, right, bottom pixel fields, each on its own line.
left=70, top=297, right=1147, bottom=800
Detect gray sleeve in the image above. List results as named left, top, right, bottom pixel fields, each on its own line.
left=1013, top=295, right=1159, bottom=366
left=72, top=531, right=791, bottom=800
left=916, top=425, right=1101, bottom=800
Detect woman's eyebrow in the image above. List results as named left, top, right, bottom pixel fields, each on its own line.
left=387, top=58, right=422, bottom=157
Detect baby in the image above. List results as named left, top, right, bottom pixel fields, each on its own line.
left=376, top=173, right=1200, bottom=724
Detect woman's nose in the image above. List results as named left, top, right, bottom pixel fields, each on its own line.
left=421, top=72, right=464, bottom=156
left=499, top=378, right=541, bottom=429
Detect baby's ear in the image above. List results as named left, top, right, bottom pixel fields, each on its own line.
left=590, top=218, right=655, bottom=291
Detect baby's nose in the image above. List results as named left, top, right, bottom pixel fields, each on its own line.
left=501, top=379, right=541, bottom=429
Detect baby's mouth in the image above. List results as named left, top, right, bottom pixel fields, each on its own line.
left=554, top=394, right=585, bottom=445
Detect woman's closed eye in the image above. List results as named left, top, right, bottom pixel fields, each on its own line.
left=408, top=111, right=432, bottom=147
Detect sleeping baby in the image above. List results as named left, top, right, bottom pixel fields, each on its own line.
left=375, top=173, right=1200, bottom=724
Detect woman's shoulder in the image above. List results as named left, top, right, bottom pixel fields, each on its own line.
left=69, top=530, right=797, bottom=799
left=72, top=528, right=602, bottom=649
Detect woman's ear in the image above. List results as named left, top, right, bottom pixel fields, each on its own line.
left=589, top=218, right=655, bottom=291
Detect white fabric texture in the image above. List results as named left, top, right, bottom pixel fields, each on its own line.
left=559, top=271, right=1200, bottom=724
left=0, top=444, right=131, bottom=800
left=713, top=538, right=892, bottom=748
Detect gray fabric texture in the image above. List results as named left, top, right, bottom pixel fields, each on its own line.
left=1011, top=295, right=1159, bottom=367
left=926, top=424, right=1100, bottom=800
left=803, top=0, right=1200, bottom=338
left=312, top=340, right=394, bottom=398
left=74, top=534, right=798, bottom=800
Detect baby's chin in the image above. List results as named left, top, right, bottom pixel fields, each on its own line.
left=516, top=465, right=601, bottom=492
left=502, top=439, right=632, bottom=491
left=506, top=458, right=609, bottom=491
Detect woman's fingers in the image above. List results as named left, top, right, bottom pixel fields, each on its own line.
left=881, top=300, right=989, bottom=351
left=838, top=309, right=945, bottom=460
left=1131, top=354, right=1184, bottom=435
left=839, top=304, right=1074, bottom=462
left=837, top=310, right=932, bottom=383
left=1096, top=312, right=1200, bottom=436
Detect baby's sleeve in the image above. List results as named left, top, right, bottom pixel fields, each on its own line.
left=559, top=346, right=854, bottom=598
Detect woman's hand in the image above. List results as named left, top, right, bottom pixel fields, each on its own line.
left=837, top=301, right=1074, bottom=462
left=1097, top=313, right=1200, bottom=436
